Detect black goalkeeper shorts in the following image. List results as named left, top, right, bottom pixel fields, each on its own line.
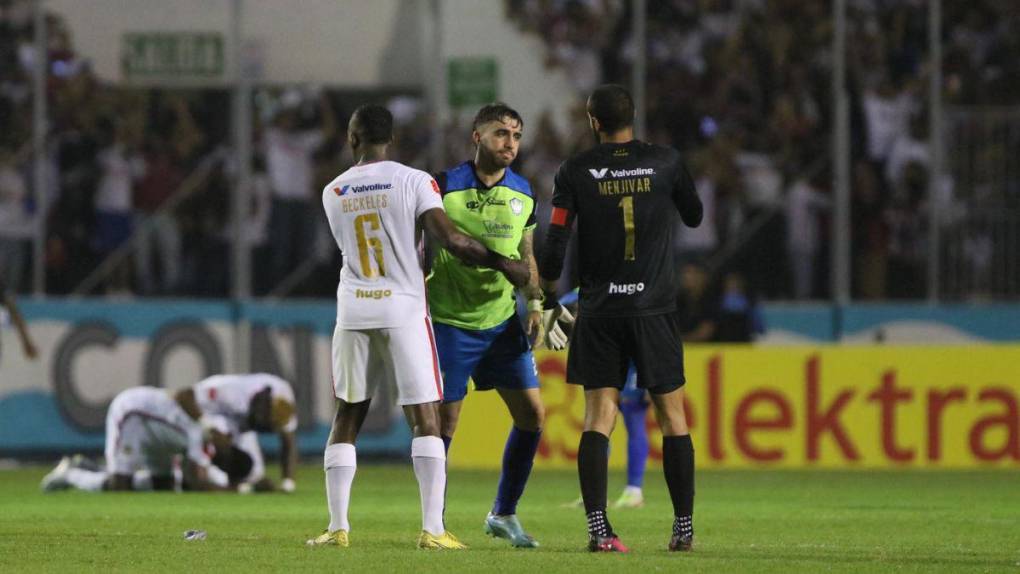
left=566, top=312, right=686, bottom=394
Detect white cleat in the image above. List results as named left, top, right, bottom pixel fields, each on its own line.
left=40, top=456, right=73, bottom=492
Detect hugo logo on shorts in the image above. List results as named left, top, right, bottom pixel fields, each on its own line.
left=607, top=282, right=645, bottom=295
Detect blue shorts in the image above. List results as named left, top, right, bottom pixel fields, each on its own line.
left=432, top=316, right=539, bottom=403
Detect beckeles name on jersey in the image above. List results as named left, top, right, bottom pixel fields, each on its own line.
left=597, top=177, right=652, bottom=197
left=342, top=194, right=389, bottom=213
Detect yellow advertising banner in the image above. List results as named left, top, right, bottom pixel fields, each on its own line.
left=450, top=346, right=1020, bottom=469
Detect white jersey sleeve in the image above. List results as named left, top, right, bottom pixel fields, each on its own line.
left=194, top=373, right=296, bottom=432
left=413, top=169, right=445, bottom=219
left=323, top=161, right=442, bottom=329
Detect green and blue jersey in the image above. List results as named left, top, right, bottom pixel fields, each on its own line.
left=428, top=162, right=536, bottom=330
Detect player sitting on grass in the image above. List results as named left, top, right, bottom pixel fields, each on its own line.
left=41, top=386, right=231, bottom=492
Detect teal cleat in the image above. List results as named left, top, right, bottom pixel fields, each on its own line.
left=484, top=512, right=539, bottom=548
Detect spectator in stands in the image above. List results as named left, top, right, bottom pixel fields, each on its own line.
left=861, top=74, right=916, bottom=184
left=885, top=112, right=929, bottom=190
left=714, top=271, right=765, bottom=342
left=885, top=161, right=927, bottom=299
left=851, top=160, right=888, bottom=299
left=785, top=167, right=830, bottom=300
left=0, top=146, right=31, bottom=292
left=132, top=95, right=206, bottom=296
left=674, top=152, right=719, bottom=266
left=133, top=135, right=183, bottom=296
left=263, top=90, right=336, bottom=288
left=675, top=261, right=717, bottom=343
left=93, top=118, right=145, bottom=294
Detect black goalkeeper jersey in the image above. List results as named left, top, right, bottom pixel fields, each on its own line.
left=551, top=140, right=702, bottom=318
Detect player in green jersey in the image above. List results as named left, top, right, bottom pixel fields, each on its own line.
left=428, top=103, right=552, bottom=548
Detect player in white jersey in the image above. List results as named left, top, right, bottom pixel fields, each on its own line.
left=306, top=104, right=529, bottom=550
left=179, top=373, right=298, bottom=492
left=41, top=386, right=230, bottom=492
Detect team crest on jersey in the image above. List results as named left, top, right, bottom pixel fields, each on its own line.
left=509, top=197, right=523, bottom=215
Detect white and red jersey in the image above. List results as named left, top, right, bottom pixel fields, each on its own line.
left=193, top=373, right=297, bottom=433
left=105, top=386, right=210, bottom=472
left=322, top=160, right=444, bottom=330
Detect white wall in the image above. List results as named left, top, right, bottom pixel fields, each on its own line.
left=47, top=0, right=424, bottom=87
left=47, top=0, right=577, bottom=134
left=440, top=1, right=577, bottom=144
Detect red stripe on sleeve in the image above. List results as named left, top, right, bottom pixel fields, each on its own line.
left=550, top=207, right=570, bottom=227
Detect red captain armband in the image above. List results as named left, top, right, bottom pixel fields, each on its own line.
left=550, top=207, right=571, bottom=227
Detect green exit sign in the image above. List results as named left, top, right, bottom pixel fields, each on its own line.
left=448, top=57, right=498, bottom=108
left=122, top=32, right=224, bottom=80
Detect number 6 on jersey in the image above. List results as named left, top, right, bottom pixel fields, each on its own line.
left=354, top=213, right=386, bottom=278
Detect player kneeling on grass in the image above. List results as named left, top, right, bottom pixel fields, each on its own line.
left=306, top=104, right=530, bottom=550
left=177, top=373, right=299, bottom=493
left=41, top=386, right=232, bottom=492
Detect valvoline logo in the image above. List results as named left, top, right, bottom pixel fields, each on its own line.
left=335, top=182, right=393, bottom=196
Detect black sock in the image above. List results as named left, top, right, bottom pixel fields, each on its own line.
left=578, top=431, right=609, bottom=514
left=578, top=431, right=612, bottom=536
left=662, top=434, right=695, bottom=520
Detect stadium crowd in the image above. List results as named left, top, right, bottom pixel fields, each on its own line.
left=506, top=0, right=1020, bottom=300
left=1, top=0, right=1018, bottom=300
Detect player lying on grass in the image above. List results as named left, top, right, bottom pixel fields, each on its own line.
left=307, top=104, right=530, bottom=550
left=176, top=373, right=298, bottom=493
left=41, top=386, right=232, bottom=492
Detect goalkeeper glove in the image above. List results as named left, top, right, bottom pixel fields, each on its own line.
left=542, top=305, right=575, bottom=351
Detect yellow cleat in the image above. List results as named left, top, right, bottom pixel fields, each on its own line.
left=417, top=530, right=467, bottom=550
left=306, top=529, right=349, bottom=547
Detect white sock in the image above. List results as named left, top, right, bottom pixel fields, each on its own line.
left=411, top=436, right=447, bottom=536
left=324, top=443, right=356, bottom=532
left=623, top=485, right=643, bottom=498
left=65, top=468, right=107, bottom=492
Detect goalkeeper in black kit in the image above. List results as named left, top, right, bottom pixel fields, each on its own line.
left=538, top=84, right=703, bottom=553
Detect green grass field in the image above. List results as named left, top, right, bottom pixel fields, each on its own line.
left=1, top=464, right=1018, bottom=573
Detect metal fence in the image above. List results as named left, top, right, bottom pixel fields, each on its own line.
left=941, top=107, right=1020, bottom=299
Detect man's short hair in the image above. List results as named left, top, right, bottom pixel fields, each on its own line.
left=351, top=104, right=393, bottom=145
left=212, top=446, right=254, bottom=484
left=472, top=102, right=524, bottom=131
left=587, top=84, right=635, bottom=134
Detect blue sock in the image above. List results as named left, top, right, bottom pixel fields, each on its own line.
left=441, top=435, right=452, bottom=454
left=621, top=401, right=649, bottom=488
left=492, top=427, right=541, bottom=516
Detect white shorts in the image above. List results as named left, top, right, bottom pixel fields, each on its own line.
left=332, top=317, right=443, bottom=406
left=104, top=387, right=199, bottom=476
